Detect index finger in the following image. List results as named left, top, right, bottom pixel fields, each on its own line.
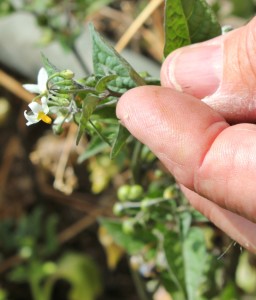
left=117, top=86, right=256, bottom=223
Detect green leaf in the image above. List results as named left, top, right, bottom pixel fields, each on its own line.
left=99, top=218, right=156, bottom=255
left=232, top=0, right=254, bottom=18
left=86, top=0, right=114, bottom=15
left=95, top=74, right=118, bottom=92
left=47, top=252, right=102, bottom=300
left=76, top=94, right=99, bottom=145
left=163, top=231, right=186, bottom=297
left=8, top=265, right=30, bottom=282
left=78, top=139, right=109, bottom=163
left=43, top=214, right=59, bottom=256
left=89, top=120, right=112, bottom=146
left=41, top=53, right=59, bottom=77
left=94, top=106, right=116, bottom=119
left=110, top=125, right=130, bottom=159
left=183, top=227, right=208, bottom=300
left=89, top=24, right=145, bottom=93
left=164, top=0, right=221, bottom=57
left=179, top=211, right=192, bottom=238
left=164, top=227, right=208, bottom=300
left=218, top=281, right=238, bottom=300
left=0, top=287, right=8, bottom=300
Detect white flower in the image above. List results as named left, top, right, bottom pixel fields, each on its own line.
left=23, top=67, right=48, bottom=96
left=24, top=97, right=52, bottom=126
left=23, top=68, right=51, bottom=126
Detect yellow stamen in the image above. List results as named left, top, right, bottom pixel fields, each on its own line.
left=38, top=111, right=52, bottom=124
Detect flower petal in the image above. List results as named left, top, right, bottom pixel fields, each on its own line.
left=41, top=96, right=50, bottom=114
left=23, top=84, right=40, bottom=94
left=29, top=102, right=43, bottom=114
left=37, top=68, right=48, bottom=93
left=24, top=110, right=40, bottom=126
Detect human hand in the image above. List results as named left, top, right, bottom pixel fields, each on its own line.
left=116, top=17, right=256, bottom=253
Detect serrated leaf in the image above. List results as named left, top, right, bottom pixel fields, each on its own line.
left=164, top=0, right=221, bottom=57
left=110, top=125, right=130, bottom=159
left=76, top=94, right=99, bottom=145
left=89, top=24, right=145, bottom=93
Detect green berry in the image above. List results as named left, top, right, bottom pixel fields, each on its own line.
left=128, top=185, right=144, bottom=200
left=122, top=219, right=135, bottom=234
left=19, top=246, right=33, bottom=259
left=42, top=261, right=57, bottom=275
left=117, top=185, right=131, bottom=202
left=163, top=186, right=177, bottom=199
left=113, top=203, right=124, bottom=216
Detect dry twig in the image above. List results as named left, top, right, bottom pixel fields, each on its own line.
left=0, top=70, right=34, bottom=103
left=53, top=123, right=79, bottom=195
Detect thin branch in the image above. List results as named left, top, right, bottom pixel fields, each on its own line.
left=0, top=69, right=34, bottom=103
left=53, top=123, right=78, bottom=194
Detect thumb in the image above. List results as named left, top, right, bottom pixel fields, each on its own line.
left=161, top=17, right=256, bottom=123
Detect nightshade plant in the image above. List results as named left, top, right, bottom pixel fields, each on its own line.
left=23, top=1, right=249, bottom=299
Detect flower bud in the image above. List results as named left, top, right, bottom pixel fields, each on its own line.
left=113, top=203, right=124, bottom=216
left=117, top=185, right=131, bottom=202
left=60, top=69, right=74, bottom=79
left=129, top=185, right=144, bottom=200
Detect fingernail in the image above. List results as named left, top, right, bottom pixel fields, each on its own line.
left=162, top=44, right=222, bottom=99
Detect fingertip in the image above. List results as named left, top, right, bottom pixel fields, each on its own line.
left=161, top=36, right=223, bottom=99
left=116, top=86, right=158, bottom=127
left=116, top=87, right=137, bottom=123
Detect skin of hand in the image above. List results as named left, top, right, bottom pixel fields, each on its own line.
left=116, top=17, right=256, bottom=253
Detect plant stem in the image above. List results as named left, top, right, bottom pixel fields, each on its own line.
left=29, top=277, right=45, bottom=300
left=131, top=140, right=143, bottom=184
left=119, top=198, right=171, bottom=210
left=89, top=120, right=112, bottom=146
